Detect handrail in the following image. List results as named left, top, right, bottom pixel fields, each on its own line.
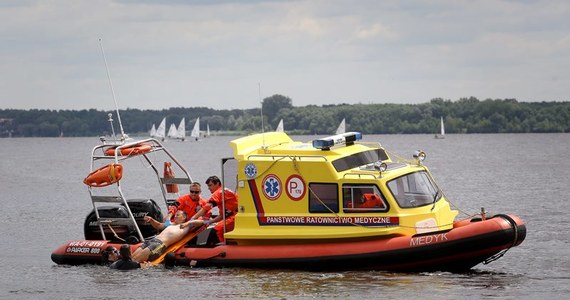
left=342, top=173, right=379, bottom=180
left=246, top=154, right=328, bottom=162
left=161, top=177, right=193, bottom=185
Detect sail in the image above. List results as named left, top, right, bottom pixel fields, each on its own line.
left=206, top=123, right=210, bottom=137
left=149, top=124, right=156, bottom=137
left=191, top=117, right=200, bottom=141
left=177, top=117, right=186, bottom=141
left=275, top=119, right=284, bottom=132
left=335, top=118, right=346, bottom=135
left=167, top=123, right=178, bottom=138
left=435, top=117, right=445, bottom=139
left=155, top=117, right=166, bottom=140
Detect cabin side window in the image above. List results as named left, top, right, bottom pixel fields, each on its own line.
left=342, top=185, right=388, bottom=213
left=308, top=183, right=339, bottom=213
left=387, top=171, right=440, bottom=208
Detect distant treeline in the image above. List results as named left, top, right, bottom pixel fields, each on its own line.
left=1, top=95, right=569, bottom=137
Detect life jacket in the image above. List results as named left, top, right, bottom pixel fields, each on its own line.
left=208, top=187, right=239, bottom=217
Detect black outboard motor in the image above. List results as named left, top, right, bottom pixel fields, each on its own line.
left=84, top=199, right=164, bottom=243
left=127, top=199, right=164, bottom=237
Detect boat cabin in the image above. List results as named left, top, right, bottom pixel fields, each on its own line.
left=224, top=132, right=459, bottom=245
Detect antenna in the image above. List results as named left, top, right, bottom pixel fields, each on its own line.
left=258, top=82, right=266, bottom=149
left=258, top=82, right=265, bottom=133
left=99, top=38, right=127, bottom=140
left=107, top=113, right=116, bottom=139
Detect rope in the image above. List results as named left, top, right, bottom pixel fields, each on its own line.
left=257, top=153, right=484, bottom=230
left=252, top=155, right=289, bottom=179
left=189, top=251, right=227, bottom=268
left=137, top=149, right=155, bottom=169
left=106, top=224, right=126, bottom=242
left=386, top=149, right=479, bottom=220
left=384, top=150, right=415, bottom=164
left=483, top=214, right=519, bottom=264
left=483, top=248, right=509, bottom=264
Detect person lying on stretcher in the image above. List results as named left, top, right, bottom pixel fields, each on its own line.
left=132, top=210, right=193, bottom=263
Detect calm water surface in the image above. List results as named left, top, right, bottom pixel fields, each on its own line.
left=0, top=134, right=569, bottom=299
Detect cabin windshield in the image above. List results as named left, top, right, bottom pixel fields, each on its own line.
left=332, top=149, right=389, bottom=172
left=387, top=171, right=441, bottom=208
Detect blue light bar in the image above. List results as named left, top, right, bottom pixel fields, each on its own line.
left=312, top=132, right=363, bottom=150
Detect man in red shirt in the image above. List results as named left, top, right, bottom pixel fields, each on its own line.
left=180, top=176, right=238, bottom=244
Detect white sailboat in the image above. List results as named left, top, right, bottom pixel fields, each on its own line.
left=190, top=117, right=200, bottom=141
left=167, top=123, right=178, bottom=139
left=155, top=117, right=166, bottom=141
left=435, top=117, right=445, bottom=139
left=149, top=124, right=156, bottom=137
left=275, top=119, right=284, bottom=132
left=335, top=118, right=346, bottom=135
left=177, top=117, right=186, bottom=141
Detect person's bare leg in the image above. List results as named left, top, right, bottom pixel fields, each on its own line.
left=132, top=248, right=151, bottom=263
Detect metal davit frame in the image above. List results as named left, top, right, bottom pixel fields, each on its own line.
left=86, top=137, right=193, bottom=242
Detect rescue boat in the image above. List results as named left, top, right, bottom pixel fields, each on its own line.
left=52, top=131, right=526, bottom=272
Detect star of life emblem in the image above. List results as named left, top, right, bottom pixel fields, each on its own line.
left=244, top=163, right=257, bottom=179
left=262, top=174, right=282, bottom=200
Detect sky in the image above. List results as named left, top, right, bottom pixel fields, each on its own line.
left=1, top=0, right=569, bottom=111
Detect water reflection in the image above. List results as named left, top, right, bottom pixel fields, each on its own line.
left=170, top=267, right=530, bottom=298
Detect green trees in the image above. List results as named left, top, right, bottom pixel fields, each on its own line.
left=1, top=96, right=569, bottom=137
left=262, top=94, right=293, bottom=126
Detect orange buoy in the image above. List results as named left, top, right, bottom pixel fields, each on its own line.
left=105, top=143, right=152, bottom=156
left=164, top=161, right=179, bottom=193
left=83, top=163, right=123, bottom=187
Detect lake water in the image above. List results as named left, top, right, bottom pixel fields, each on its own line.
left=1, top=134, right=569, bottom=299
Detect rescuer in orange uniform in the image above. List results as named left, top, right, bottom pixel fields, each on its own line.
left=180, top=176, right=238, bottom=244
left=162, top=182, right=210, bottom=228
